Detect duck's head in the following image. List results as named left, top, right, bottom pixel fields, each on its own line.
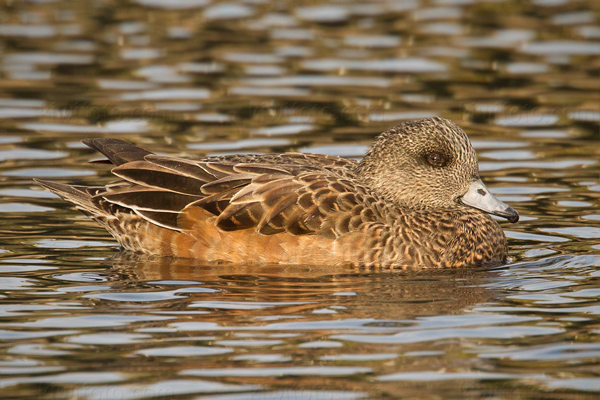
left=356, top=117, right=519, bottom=223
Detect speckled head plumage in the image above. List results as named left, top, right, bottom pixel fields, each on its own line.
left=356, top=117, right=481, bottom=210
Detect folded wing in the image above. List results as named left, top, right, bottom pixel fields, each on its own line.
left=59, top=139, right=382, bottom=239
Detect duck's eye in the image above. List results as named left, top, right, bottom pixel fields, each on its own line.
left=426, top=152, right=446, bottom=167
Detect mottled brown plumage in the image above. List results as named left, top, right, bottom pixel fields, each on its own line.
left=36, top=117, right=518, bottom=269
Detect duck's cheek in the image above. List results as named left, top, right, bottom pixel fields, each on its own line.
left=429, top=173, right=466, bottom=207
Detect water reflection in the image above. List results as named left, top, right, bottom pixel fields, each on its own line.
left=3, top=251, right=597, bottom=398
left=108, top=255, right=497, bottom=319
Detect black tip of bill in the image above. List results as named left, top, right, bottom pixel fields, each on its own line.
left=494, top=205, right=519, bottom=223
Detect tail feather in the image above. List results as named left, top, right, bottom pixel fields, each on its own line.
left=34, top=179, right=102, bottom=217
left=82, top=138, right=152, bottom=166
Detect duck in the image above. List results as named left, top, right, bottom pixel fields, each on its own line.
left=36, top=117, right=518, bottom=269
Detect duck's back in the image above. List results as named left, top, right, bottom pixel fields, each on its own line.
left=36, top=139, right=381, bottom=265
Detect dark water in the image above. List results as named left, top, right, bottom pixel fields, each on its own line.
left=0, top=0, right=599, bottom=399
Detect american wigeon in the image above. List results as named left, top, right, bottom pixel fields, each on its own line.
left=36, top=117, right=518, bottom=268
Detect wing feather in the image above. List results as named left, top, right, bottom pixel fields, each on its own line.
left=201, top=174, right=255, bottom=194
left=112, top=161, right=205, bottom=195
left=233, top=163, right=295, bottom=175
left=59, top=138, right=378, bottom=238
left=214, top=202, right=264, bottom=231
left=101, top=189, right=199, bottom=213
left=134, top=209, right=181, bottom=230
left=144, top=154, right=229, bottom=182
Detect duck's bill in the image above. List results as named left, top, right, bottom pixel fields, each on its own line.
left=460, top=179, right=519, bottom=223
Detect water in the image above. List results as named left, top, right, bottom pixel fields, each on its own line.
left=0, top=0, right=598, bottom=398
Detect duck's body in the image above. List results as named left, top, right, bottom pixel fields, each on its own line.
left=37, top=118, right=518, bottom=269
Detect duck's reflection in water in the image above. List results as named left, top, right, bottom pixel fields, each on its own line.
left=106, top=252, right=502, bottom=321
left=79, top=253, right=515, bottom=399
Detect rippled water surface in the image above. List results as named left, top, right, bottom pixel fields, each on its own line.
left=0, top=0, right=599, bottom=399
